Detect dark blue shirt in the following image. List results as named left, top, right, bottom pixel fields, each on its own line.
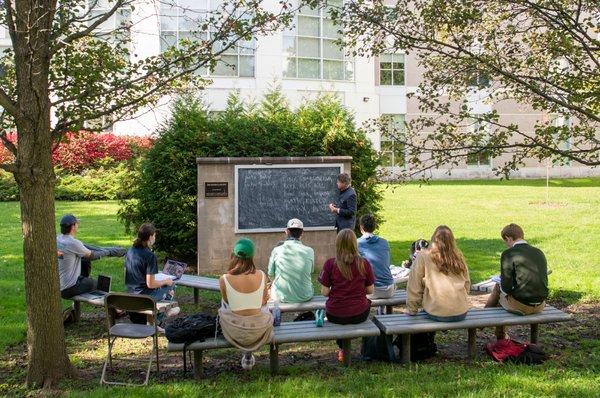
left=125, top=246, right=158, bottom=294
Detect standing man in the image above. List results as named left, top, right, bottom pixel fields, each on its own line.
left=485, top=223, right=549, bottom=339
left=268, top=218, right=315, bottom=303
left=328, top=173, right=357, bottom=232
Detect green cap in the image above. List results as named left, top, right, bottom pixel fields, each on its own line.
left=233, top=238, right=254, bottom=259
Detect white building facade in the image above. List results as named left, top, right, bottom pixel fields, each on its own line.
left=0, top=1, right=597, bottom=179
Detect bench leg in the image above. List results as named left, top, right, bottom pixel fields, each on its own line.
left=72, top=301, right=81, bottom=323
left=269, top=344, right=279, bottom=375
left=467, top=328, right=477, bottom=360
left=400, top=334, right=411, bottom=364
left=193, top=288, right=199, bottom=305
left=341, top=339, right=352, bottom=367
left=385, top=305, right=394, bottom=315
left=530, top=324, right=539, bottom=344
left=193, top=350, right=203, bottom=380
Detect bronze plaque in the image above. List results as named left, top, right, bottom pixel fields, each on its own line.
left=205, top=182, right=228, bottom=198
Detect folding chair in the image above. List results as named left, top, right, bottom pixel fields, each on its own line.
left=100, top=293, right=159, bottom=386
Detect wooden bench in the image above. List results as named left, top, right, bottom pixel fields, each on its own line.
left=373, top=305, right=571, bottom=363
left=176, top=274, right=220, bottom=304
left=268, top=290, right=407, bottom=314
left=167, top=319, right=381, bottom=378
left=70, top=293, right=177, bottom=322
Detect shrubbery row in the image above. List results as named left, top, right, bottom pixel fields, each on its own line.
left=119, top=90, right=382, bottom=259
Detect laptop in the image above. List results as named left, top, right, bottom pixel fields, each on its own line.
left=86, top=275, right=112, bottom=298
left=155, top=259, right=188, bottom=282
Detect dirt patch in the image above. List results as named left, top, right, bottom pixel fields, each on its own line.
left=1, top=294, right=598, bottom=394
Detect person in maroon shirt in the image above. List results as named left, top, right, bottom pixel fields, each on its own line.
left=319, top=229, right=375, bottom=362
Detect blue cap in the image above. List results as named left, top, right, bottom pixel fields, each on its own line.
left=60, top=214, right=79, bottom=226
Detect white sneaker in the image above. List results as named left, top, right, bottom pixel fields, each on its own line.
left=166, top=306, right=180, bottom=318
left=241, top=352, right=255, bottom=370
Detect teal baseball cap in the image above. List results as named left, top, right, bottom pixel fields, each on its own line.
left=233, top=238, right=255, bottom=259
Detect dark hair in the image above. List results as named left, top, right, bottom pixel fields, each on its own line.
left=501, top=223, right=524, bottom=241
left=410, top=239, right=429, bottom=255
left=359, top=214, right=376, bottom=233
left=287, top=228, right=303, bottom=239
left=60, top=224, right=74, bottom=235
left=337, top=173, right=351, bottom=184
left=133, top=223, right=156, bottom=248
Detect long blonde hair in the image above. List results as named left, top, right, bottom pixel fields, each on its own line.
left=429, top=226, right=468, bottom=276
left=335, top=229, right=365, bottom=279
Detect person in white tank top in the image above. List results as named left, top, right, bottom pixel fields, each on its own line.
left=218, top=238, right=273, bottom=370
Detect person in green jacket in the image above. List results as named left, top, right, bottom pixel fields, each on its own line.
left=486, top=223, right=549, bottom=339
left=268, top=218, right=315, bottom=303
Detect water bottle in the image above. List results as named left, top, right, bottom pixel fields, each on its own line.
left=272, top=300, right=281, bottom=327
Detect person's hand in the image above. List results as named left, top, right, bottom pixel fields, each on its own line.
left=166, top=279, right=174, bottom=287
left=404, top=310, right=417, bottom=316
left=168, top=290, right=175, bottom=297
left=57, top=250, right=64, bottom=257
left=328, top=203, right=338, bottom=213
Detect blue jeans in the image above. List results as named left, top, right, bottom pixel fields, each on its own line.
left=140, top=286, right=176, bottom=323
left=426, top=312, right=467, bottom=322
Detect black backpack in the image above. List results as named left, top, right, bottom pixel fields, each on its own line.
left=508, top=344, right=548, bottom=365
left=165, top=313, right=218, bottom=344
left=165, top=313, right=219, bottom=374
left=393, top=332, right=438, bottom=362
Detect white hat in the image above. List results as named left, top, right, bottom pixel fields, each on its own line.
left=286, top=218, right=304, bottom=229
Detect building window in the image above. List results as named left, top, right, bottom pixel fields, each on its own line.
left=466, top=119, right=492, bottom=166
left=283, top=1, right=353, bottom=81
left=379, top=54, right=404, bottom=86
left=380, top=114, right=406, bottom=167
left=159, top=0, right=255, bottom=77
left=88, top=0, right=132, bottom=44
left=468, top=69, right=490, bottom=88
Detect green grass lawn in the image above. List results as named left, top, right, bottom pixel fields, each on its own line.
left=0, top=178, right=599, bottom=396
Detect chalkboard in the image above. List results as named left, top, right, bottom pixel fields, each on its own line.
left=235, top=164, right=342, bottom=232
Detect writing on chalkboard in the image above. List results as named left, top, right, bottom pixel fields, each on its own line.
left=235, top=164, right=342, bottom=232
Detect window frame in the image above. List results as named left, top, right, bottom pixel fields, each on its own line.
left=379, top=114, right=407, bottom=168
left=379, top=53, right=405, bottom=86
left=283, top=2, right=354, bottom=81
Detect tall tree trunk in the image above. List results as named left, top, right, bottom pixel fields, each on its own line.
left=9, top=0, right=72, bottom=387
left=15, top=158, right=73, bottom=387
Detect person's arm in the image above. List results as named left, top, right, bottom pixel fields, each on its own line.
left=364, top=259, right=375, bottom=295
left=68, top=239, right=92, bottom=258
left=145, top=253, right=172, bottom=289
left=500, top=251, right=514, bottom=294
left=219, top=276, right=228, bottom=304
left=318, top=261, right=333, bottom=297
left=405, top=254, right=426, bottom=315
left=267, top=250, right=277, bottom=281
left=337, top=191, right=357, bottom=219
left=262, top=272, right=269, bottom=306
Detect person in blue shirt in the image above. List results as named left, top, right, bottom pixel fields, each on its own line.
left=357, top=214, right=395, bottom=299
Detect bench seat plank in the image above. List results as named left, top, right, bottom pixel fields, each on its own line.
left=268, top=290, right=407, bottom=313
left=373, top=306, right=570, bottom=335
left=167, top=319, right=380, bottom=352
left=177, top=274, right=220, bottom=291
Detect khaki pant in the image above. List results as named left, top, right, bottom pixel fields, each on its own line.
left=485, top=283, right=545, bottom=339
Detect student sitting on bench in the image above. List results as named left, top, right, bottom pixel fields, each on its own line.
left=406, top=225, right=471, bottom=322
left=485, top=223, right=548, bottom=339
left=219, top=238, right=273, bottom=370
left=57, top=214, right=125, bottom=299
left=268, top=218, right=315, bottom=303
left=319, top=229, right=375, bottom=363
left=357, top=214, right=395, bottom=299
